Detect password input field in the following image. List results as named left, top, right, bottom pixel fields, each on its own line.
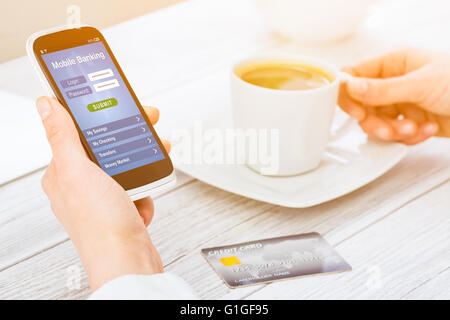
left=93, top=79, right=120, bottom=92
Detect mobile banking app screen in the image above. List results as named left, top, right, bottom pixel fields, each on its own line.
left=41, top=41, right=164, bottom=176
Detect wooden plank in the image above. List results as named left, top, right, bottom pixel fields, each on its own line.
left=0, top=179, right=273, bottom=299
left=237, top=181, right=450, bottom=300
left=169, top=140, right=450, bottom=299
left=402, top=268, right=449, bottom=300
left=0, top=138, right=448, bottom=299
left=0, top=241, right=87, bottom=300
left=0, top=169, right=193, bottom=272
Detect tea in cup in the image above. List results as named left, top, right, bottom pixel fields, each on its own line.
left=230, top=55, right=343, bottom=176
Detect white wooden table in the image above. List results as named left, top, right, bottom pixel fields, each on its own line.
left=0, top=0, right=449, bottom=299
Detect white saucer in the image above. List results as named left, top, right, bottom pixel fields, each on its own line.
left=174, top=110, right=408, bottom=208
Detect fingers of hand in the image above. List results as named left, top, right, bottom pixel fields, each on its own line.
left=161, top=139, right=171, bottom=153
left=359, top=115, right=394, bottom=141
left=361, top=104, right=417, bottom=141
left=402, top=122, right=439, bottom=145
left=142, top=106, right=171, bottom=152
left=341, top=49, right=429, bottom=107
left=36, top=97, right=86, bottom=162
left=360, top=113, right=438, bottom=144
left=134, top=197, right=155, bottom=227
left=434, top=115, right=450, bottom=137
left=143, top=106, right=160, bottom=125
left=397, top=104, right=449, bottom=138
left=342, top=48, right=427, bottom=78
left=386, top=118, right=418, bottom=140
left=41, top=159, right=57, bottom=196
left=397, top=103, right=427, bottom=122
left=338, top=83, right=366, bottom=120
left=341, top=55, right=386, bottom=78
left=377, top=105, right=399, bottom=118
left=345, top=76, right=414, bottom=107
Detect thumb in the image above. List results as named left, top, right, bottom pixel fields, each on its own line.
left=346, top=74, right=417, bottom=106
left=36, top=97, right=87, bottom=162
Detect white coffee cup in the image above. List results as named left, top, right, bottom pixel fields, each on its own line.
left=230, top=54, right=344, bottom=176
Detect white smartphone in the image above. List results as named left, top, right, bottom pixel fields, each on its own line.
left=27, top=26, right=176, bottom=200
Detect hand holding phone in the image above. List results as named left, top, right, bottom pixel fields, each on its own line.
left=27, top=26, right=175, bottom=200
left=36, top=96, right=164, bottom=290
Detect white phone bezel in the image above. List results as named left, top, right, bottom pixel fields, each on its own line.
left=26, top=25, right=176, bottom=200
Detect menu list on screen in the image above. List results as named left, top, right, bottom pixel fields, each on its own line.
left=41, top=41, right=164, bottom=176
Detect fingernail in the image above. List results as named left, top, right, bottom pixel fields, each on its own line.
left=375, top=127, right=391, bottom=140
left=36, top=98, right=52, bottom=120
left=348, top=79, right=368, bottom=95
left=400, top=122, right=416, bottom=135
left=424, top=123, right=439, bottom=135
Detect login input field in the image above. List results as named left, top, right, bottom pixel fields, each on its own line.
left=88, top=68, right=114, bottom=81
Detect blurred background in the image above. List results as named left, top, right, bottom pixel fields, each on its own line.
left=0, top=0, right=185, bottom=63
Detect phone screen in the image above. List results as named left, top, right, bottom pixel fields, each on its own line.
left=40, top=41, right=165, bottom=176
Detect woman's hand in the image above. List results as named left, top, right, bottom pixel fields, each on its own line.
left=36, top=96, right=170, bottom=291
left=339, top=48, right=450, bottom=145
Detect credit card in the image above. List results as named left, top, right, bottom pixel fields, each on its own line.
left=201, top=232, right=351, bottom=288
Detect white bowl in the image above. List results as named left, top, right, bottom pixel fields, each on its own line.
left=253, top=0, right=378, bottom=44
